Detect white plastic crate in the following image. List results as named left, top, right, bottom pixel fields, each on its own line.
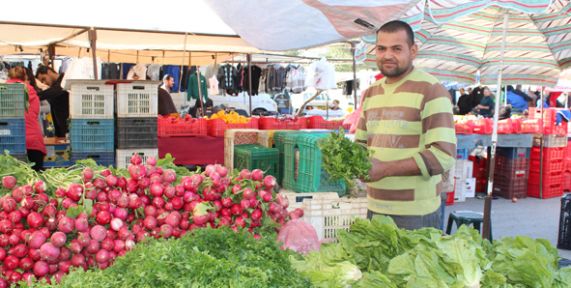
left=302, top=197, right=368, bottom=243
left=116, top=83, right=158, bottom=118
left=279, top=191, right=339, bottom=211
left=69, top=83, right=114, bottom=119
left=115, top=149, right=159, bottom=168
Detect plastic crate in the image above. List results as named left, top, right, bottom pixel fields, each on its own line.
left=528, top=184, right=563, bottom=199
left=530, top=159, right=564, bottom=173
left=116, top=83, right=158, bottom=118
left=69, top=119, right=114, bottom=152
left=207, top=118, right=259, bottom=137
left=533, top=135, right=568, bottom=148
left=493, top=170, right=528, bottom=199
left=496, top=147, right=530, bottom=160
left=457, top=148, right=470, bottom=160
left=531, top=146, right=566, bottom=163
left=282, top=133, right=346, bottom=195
left=497, top=119, right=514, bottom=134
left=224, top=129, right=260, bottom=170
left=0, top=83, right=26, bottom=118
left=71, top=152, right=115, bottom=166
left=69, top=83, right=114, bottom=119
left=259, top=117, right=307, bottom=130
left=303, top=197, right=368, bottom=242
left=274, top=131, right=301, bottom=185
left=565, top=171, right=571, bottom=192
left=116, top=149, right=159, bottom=169
left=234, top=144, right=279, bottom=178
left=116, top=117, right=157, bottom=149
left=472, top=118, right=492, bottom=134
left=157, top=116, right=207, bottom=137
left=306, top=116, right=348, bottom=130
left=0, top=118, right=26, bottom=155
left=280, top=191, right=339, bottom=211
left=558, top=194, right=571, bottom=249
left=521, top=119, right=542, bottom=134
left=446, top=190, right=455, bottom=206
left=528, top=170, right=564, bottom=199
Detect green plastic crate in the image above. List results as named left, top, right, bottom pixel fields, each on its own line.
left=274, top=131, right=303, bottom=185
left=283, top=133, right=346, bottom=195
left=0, top=83, right=26, bottom=118
left=234, top=144, right=279, bottom=178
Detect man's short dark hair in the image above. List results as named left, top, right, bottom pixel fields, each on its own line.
left=35, top=65, right=56, bottom=78
left=377, top=20, right=415, bottom=46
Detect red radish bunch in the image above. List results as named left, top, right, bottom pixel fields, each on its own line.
left=0, top=156, right=291, bottom=285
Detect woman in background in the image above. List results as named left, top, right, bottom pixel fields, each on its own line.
left=7, top=66, right=46, bottom=171
left=474, top=87, right=495, bottom=118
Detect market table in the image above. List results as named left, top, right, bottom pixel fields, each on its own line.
left=456, top=134, right=533, bottom=149
left=158, top=136, right=224, bottom=166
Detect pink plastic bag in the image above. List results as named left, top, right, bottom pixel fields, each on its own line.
left=277, top=219, right=320, bottom=254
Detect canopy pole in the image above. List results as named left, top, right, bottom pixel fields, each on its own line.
left=180, top=33, right=188, bottom=93
left=88, top=28, right=98, bottom=80
left=483, top=12, right=509, bottom=241
left=247, top=54, right=253, bottom=115
left=350, top=42, right=358, bottom=109
left=539, top=88, right=545, bottom=198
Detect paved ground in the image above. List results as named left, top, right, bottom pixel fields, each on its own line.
left=445, top=195, right=571, bottom=259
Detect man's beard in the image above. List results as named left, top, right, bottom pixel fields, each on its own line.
left=377, top=62, right=410, bottom=78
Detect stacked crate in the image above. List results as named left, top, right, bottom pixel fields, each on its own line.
left=234, top=144, right=279, bottom=178
left=528, top=135, right=567, bottom=198
left=68, top=81, right=116, bottom=166
left=454, top=148, right=475, bottom=202
left=565, top=139, right=571, bottom=192
left=0, top=83, right=27, bottom=161
left=492, top=147, right=530, bottom=199
left=115, top=83, right=159, bottom=168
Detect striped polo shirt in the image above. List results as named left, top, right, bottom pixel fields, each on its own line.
left=355, top=68, right=456, bottom=216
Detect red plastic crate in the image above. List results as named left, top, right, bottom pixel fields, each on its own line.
left=497, top=119, right=514, bottom=134
left=564, top=171, right=571, bottom=192
left=455, top=121, right=474, bottom=134
left=446, top=190, right=455, bottom=206
left=528, top=170, right=563, bottom=187
left=528, top=184, right=563, bottom=199
left=520, top=118, right=542, bottom=134
left=207, top=118, right=259, bottom=137
left=306, top=116, right=348, bottom=130
left=529, top=159, right=564, bottom=173
left=531, top=146, right=566, bottom=163
left=157, top=117, right=207, bottom=137
left=472, top=118, right=492, bottom=134
left=527, top=108, right=567, bottom=135
left=258, top=117, right=307, bottom=130
left=493, top=173, right=528, bottom=199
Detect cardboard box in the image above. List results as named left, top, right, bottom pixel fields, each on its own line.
left=464, top=178, right=476, bottom=198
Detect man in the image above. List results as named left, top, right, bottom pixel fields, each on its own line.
left=355, top=20, right=456, bottom=230
left=158, top=74, right=178, bottom=116
left=36, top=66, right=69, bottom=137
left=506, top=85, right=529, bottom=113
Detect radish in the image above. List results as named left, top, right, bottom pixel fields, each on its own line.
left=3, top=255, right=19, bottom=270
left=33, top=180, right=46, bottom=194
left=2, top=176, right=16, bottom=190
left=71, top=254, right=85, bottom=267
left=11, top=187, right=24, bottom=202
left=113, top=207, right=128, bottom=220
left=128, top=165, right=143, bottom=179
left=29, top=231, right=47, bottom=249
left=86, top=240, right=100, bottom=254
left=269, top=203, right=281, bottom=214
left=164, top=185, right=176, bottom=199
left=150, top=183, right=164, bottom=197
left=66, top=184, right=83, bottom=202
left=118, top=226, right=132, bottom=241
left=0, top=235, right=8, bottom=247
left=131, top=154, right=143, bottom=165
left=216, top=165, right=228, bottom=178
left=74, top=216, right=89, bottom=233
left=93, top=178, right=107, bottom=189
left=125, top=239, right=135, bottom=250
left=249, top=198, right=260, bottom=208
left=220, top=208, right=231, bottom=218
left=50, top=232, right=67, bottom=248
left=143, top=216, right=157, bottom=230
left=0, top=248, right=5, bottom=261
left=59, top=261, right=72, bottom=273
left=205, top=165, right=216, bottom=176
left=9, top=244, right=28, bottom=258
left=239, top=169, right=251, bottom=180
left=243, top=188, right=256, bottom=200
left=9, top=233, right=20, bottom=245
left=165, top=212, right=181, bottom=228
left=113, top=239, right=125, bottom=253
left=108, top=189, right=121, bottom=202
left=192, top=202, right=212, bottom=226
left=19, top=257, right=33, bottom=271
left=221, top=197, right=233, bottom=208
left=259, top=190, right=273, bottom=202
left=42, top=204, right=57, bottom=218
left=160, top=224, right=173, bottom=238
left=144, top=205, right=157, bottom=217
left=82, top=167, right=94, bottom=181
left=0, top=219, right=12, bottom=234
left=251, top=209, right=263, bottom=221
left=127, top=179, right=139, bottom=193
left=96, top=211, right=112, bottom=225
left=33, top=260, right=49, bottom=278
left=90, top=225, right=107, bottom=242
left=69, top=240, right=82, bottom=254
left=230, top=204, right=243, bottom=216
left=128, top=194, right=142, bottom=209
left=263, top=176, right=276, bottom=190
left=240, top=199, right=251, bottom=210
left=59, top=246, right=71, bottom=261
left=39, top=242, right=60, bottom=261
left=105, top=175, right=118, bottom=187
left=96, top=192, right=108, bottom=202
left=163, top=170, right=177, bottom=183
left=58, top=216, right=75, bottom=233
left=235, top=216, right=246, bottom=228
left=171, top=197, right=184, bottom=210
left=146, top=156, right=157, bottom=167
left=96, top=249, right=110, bottom=264
left=101, top=238, right=114, bottom=251
left=110, top=218, right=124, bottom=231
left=27, top=212, right=44, bottom=228
left=252, top=169, right=264, bottom=181
left=138, top=177, right=151, bottom=189
left=152, top=197, right=165, bottom=209
left=1, top=197, right=16, bottom=212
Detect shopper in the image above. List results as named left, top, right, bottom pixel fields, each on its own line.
left=330, top=99, right=341, bottom=111
left=355, top=20, right=456, bottom=230
left=7, top=66, right=46, bottom=171
left=474, top=87, right=495, bottom=117
left=35, top=66, right=69, bottom=137
left=158, top=74, right=178, bottom=116
left=506, top=85, right=529, bottom=112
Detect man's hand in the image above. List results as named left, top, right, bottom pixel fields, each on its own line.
left=368, top=158, right=386, bottom=182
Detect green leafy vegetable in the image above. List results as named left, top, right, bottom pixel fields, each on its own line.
left=319, top=128, right=371, bottom=188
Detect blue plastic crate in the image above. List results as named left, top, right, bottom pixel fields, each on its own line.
left=457, top=148, right=470, bottom=160
left=71, top=152, right=115, bottom=166
left=0, top=118, right=26, bottom=155
left=70, top=119, right=114, bottom=153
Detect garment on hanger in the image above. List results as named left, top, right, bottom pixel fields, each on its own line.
left=259, top=69, right=267, bottom=93
left=243, top=65, right=262, bottom=95
left=161, top=65, right=181, bottom=92
left=188, top=72, right=208, bottom=102
left=101, top=63, right=121, bottom=79
left=205, top=64, right=219, bottom=80
left=126, top=64, right=147, bottom=80
left=146, top=64, right=162, bottom=81
left=121, top=63, right=135, bottom=80
left=286, top=66, right=306, bottom=93
left=208, top=75, right=219, bottom=96
left=217, top=64, right=238, bottom=95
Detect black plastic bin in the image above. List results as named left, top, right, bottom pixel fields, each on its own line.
left=116, top=117, right=157, bottom=149
left=558, top=193, right=571, bottom=249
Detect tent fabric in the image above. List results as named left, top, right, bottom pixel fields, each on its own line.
left=207, top=0, right=552, bottom=51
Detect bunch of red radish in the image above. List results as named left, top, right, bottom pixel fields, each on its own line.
left=0, top=155, right=300, bottom=286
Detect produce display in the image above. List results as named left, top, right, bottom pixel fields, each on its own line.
left=319, top=128, right=371, bottom=186
left=157, top=115, right=208, bottom=137
left=291, top=216, right=571, bottom=288
left=210, top=111, right=251, bottom=124
left=26, top=228, right=310, bottom=288
left=0, top=154, right=295, bottom=286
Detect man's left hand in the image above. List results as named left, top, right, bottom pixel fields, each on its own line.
left=368, top=158, right=387, bottom=182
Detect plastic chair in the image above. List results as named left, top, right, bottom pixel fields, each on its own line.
left=446, top=210, right=492, bottom=241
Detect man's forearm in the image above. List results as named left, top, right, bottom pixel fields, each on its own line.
left=382, top=158, right=421, bottom=178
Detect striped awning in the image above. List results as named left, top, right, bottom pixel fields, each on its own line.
left=366, top=0, right=570, bottom=87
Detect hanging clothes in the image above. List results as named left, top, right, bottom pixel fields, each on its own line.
left=146, top=64, right=162, bottom=81
left=306, top=59, right=336, bottom=90
left=274, top=66, right=287, bottom=91
left=259, top=69, right=267, bottom=93
left=180, top=66, right=191, bottom=92
left=286, top=66, right=306, bottom=93
left=205, top=64, right=219, bottom=80
left=188, top=72, right=209, bottom=102
left=243, top=65, right=262, bottom=95
left=217, top=64, right=238, bottom=95
left=121, top=63, right=135, bottom=80
left=127, top=64, right=147, bottom=80
left=208, top=75, right=219, bottom=96
left=101, top=63, right=121, bottom=80
left=161, top=65, right=182, bottom=92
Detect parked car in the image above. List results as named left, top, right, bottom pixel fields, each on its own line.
left=291, top=89, right=354, bottom=118
left=182, top=92, right=278, bottom=116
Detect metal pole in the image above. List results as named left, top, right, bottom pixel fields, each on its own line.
left=350, top=42, right=358, bottom=109
left=179, top=33, right=188, bottom=93
left=539, top=88, right=545, bottom=198
left=88, top=28, right=98, bottom=80
left=196, top=68, right=204, bottom=116
left=247, top=54, right=253, bottom=115
left=483, top=12, right=509, bottom=241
